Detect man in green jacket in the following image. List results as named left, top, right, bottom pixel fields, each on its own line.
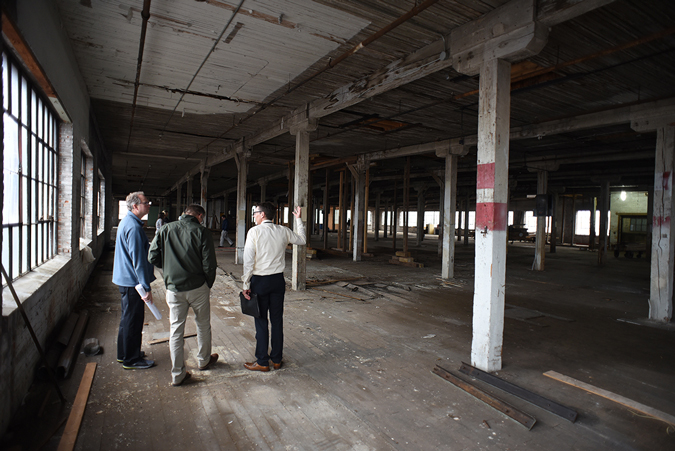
left=149, top=204, right=218, bottom=386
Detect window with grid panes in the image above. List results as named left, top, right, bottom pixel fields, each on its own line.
left=97, top=174, right=104, bottom=233
left=80, top=151, right=86, bottom=237
left=2, top=51, right=58, bottom=282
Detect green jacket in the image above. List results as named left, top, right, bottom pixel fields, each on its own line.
left=148, top=214, right=217, bottom=292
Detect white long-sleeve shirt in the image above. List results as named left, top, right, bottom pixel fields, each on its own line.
left=242, top=218, right=306, bottom=290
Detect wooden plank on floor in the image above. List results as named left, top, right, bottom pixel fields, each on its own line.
left=57, top=362, right=97, bottom=451
left=544, top=370, right=675, bottom=427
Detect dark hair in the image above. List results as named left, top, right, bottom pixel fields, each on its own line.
left=185, top=204, right=205, bottom=217
left=256, top=202, right=276, bottom=221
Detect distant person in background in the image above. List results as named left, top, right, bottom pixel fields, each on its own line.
left=219, top=214, right=234, bottom=247
left=155, top=211, right=166, bottom=231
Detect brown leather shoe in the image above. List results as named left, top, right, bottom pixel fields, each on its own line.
left=244, top=361, right=270, bottom=372
left=272, top=361, right=283, bottom=370
left=199, top=353, right=219, bottom=370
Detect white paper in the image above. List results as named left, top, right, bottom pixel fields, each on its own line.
left=145, top=300, right=162, bottom=320
left=135, top=284, right=162, bottom=320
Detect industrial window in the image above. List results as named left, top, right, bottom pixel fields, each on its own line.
left=97, top=171, right=105, bottom=234
left=2, top=52, right=58, bottom=282
left=80, top=151, right=86, bottom=238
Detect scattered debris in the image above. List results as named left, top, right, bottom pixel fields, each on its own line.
left=460, top=362, right=577, bottom=422
left=433, top=365, right=536, bottom=430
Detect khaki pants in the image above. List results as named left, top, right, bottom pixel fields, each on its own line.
left=166, top=282, right=211, bottom=384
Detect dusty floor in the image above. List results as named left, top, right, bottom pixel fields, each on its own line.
left=5, top=231, right=675, bottom=450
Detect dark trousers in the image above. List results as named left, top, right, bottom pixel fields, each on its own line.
left=251, top=273, right=285, bottom=366
left=117, top=286, right=145, bottom=365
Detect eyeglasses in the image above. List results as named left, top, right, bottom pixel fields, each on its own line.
left=140, top=201, right=152, bottom=205
left=253, top=210, right=262, bottom=215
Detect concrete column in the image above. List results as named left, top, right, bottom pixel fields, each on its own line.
left=438, top=182, right=444, bottom=257
left=392, top=182, right=398, bottom=251
left=186, top=174, right=193, bottom=205
left=176, top=182, right=183, bottom=217
left=598, top=180, right=610, bottom=265
left=471, top=58, right=511, bottom=372
left=363, top=168, right=370, bottom=254
left=259, top=180, right=267, bottom=203
left=352, top=156, right=367, bottom=261
left=649, top=125, right=675, bottom=321
left=438, top=144, right=468, bottom=278
left=323, top=169, right=329, bottom=249
left=403, top=158, right=410, bottom=254
left=374, top=192, right=381, bottom=242
left=550, top=192, right=558, bottom=253
left=290, top=119, right=317, bottom=290
left=589, top=196, right=597, bottom=250
left=415, top=185, right=426, bottom=246
left=533, top=170, right=548, bottom=271
left=234, top=149, right=249, bottom=264
left=287, top=163, right=294, bottom=226
left=383, top=199, right=388, bottom=239
left=464, top=193, right=470, bottom=246
left=441, top=154, right=458, bottom=278
left=646, top=186, right=653, bottom=261
left=200, top=167, right=209, bottom=211
left=338, top=170, right=346, bottom=251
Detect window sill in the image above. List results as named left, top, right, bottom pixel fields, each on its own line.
left=2, top=254, right=71, bottom=316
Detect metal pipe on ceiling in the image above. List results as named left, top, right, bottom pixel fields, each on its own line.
left=126, top=0, right=152, bottom=153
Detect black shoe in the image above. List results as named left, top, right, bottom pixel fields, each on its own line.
left=117, top=351, right=145, bottom=363
left=123, top=359, right=155, bottom=370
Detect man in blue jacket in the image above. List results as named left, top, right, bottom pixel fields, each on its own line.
left=112, top=191, right=156, bottom=369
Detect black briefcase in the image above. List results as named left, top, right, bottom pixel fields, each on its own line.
left=240, top=291, right=260, bottom=318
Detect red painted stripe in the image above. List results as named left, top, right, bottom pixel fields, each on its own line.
left=477, top=163, right=495, bottom=189
left=476, top=202, right=508, bottom=231
left=653, top=215, right=671, bottom=227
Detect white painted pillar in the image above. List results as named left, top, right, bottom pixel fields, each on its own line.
left=415, top=185, right=426, bottom=246
left=533, top=170, right=547, bottom=271
left=649, top=125, right=675, bottom=321
left=441, top=156, right=457, bottom=278
left=438, top=190, right=444, bottom=257
left=352, top=156, right=367, bottom=261
left=234, top=149, right=249, bottom=264
left=290, top=119, right=317, bottom=290
left=374, top=192, right=381, bottom=242
left=472, top=58, right=511, bottom=372
left=438, top=144, right=468, bottom=273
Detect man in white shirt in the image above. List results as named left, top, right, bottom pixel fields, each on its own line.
left=242, top=202, right=305, bottom=371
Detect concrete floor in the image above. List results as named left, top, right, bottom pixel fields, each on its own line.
left=6, top=231, right=675, bottom=450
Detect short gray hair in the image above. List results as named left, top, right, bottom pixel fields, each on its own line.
left=126, top=191, right=145, bottom=211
